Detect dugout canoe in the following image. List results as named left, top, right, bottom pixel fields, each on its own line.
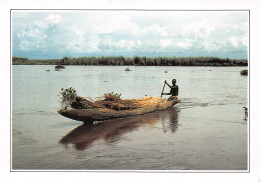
left=58, top=97, right=180, bottom=123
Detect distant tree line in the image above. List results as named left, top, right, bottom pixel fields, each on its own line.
left=12, top=56, right=248, bottom=66
left=12, top=57, right=29, bottom=63
left=12, top=57, right=60, bottom=65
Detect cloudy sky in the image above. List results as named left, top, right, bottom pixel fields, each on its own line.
left=12, top=10, right=248, bottom=59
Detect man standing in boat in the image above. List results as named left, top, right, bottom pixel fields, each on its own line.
left=163, top=79, right=179, bottom=100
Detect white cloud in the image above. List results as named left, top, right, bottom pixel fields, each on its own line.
left=72, top=28, right=84, bottom=37
left=229, top=37, right=239, bottom=47
left=27, top=28, right=40, bottom=37
left=16, top=30, right=26, bottom=38
left=93, top=16, right=139, bottom=35
left=19, top=40, right=30, bottom=51
left=176, top=41, right=192, bottom=49
left=45, top=14, right=62, bottom=25
left=140, top=25, right=168, bottom=37
left=98, top=39, right=136, bottom=51
left=160, top=39, right=172, bottom=48
left=14, top=14, right=63, bottom=51
left=34, top=20, right=48, bottom=28
left=12, top=11, right=248, bottom=59
left=33, top=13, right=62, bottom=28
left=12, top=12, right=29, bottom=19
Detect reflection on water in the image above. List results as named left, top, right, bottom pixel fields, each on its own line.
left=60, top=108, right=179, bottom=150
left=161, top=109, right=179, bottom=133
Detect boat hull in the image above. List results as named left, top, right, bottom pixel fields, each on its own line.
left=58, top=99, right=180, bottom=123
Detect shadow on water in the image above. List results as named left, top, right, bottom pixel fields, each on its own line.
left=59, top=108, right=179, bottom=150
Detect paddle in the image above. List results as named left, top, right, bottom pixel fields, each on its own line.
left=161, top=81, right=166, bottom=97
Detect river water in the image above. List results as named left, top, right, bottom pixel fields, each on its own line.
left=12, top=65, right=248, bottom=170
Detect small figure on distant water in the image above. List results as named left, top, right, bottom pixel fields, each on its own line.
left=161, top=79, right=179, bottom=100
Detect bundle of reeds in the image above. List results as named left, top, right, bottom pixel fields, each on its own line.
left=71, top=95, right=166, bottom=111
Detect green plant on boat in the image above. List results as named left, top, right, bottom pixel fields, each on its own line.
left=59, top=87, right=77, bottom=108
left=103, top=92, right=122, bottom=101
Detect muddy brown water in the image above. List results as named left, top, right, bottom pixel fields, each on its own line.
left=12, top=65, right=248, bottom=170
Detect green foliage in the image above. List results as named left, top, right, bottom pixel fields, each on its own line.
left=12, top=56, right=248, bottom=67
left=104, top=92, right=122, bottom=101
left=240, top=69, right=248, bottom=76
left=59, top=87, right=78, bottom=108
left=12, top=56, right=61, bottom=65
left=12, top=57, right=28, bottom=61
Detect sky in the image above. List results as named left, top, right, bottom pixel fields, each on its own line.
left=12, top=10, right=249, bottom=59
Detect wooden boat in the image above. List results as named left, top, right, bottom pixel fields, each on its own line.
left=58, top=97, right=180, bottom=123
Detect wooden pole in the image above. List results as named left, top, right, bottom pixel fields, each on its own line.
left=161, top=81, right=166, bottom=97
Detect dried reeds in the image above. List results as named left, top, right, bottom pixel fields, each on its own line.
left=71, top=95, right=166, bottom=111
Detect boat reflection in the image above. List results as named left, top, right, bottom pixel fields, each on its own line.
left=59, top=108, right=179, bottom=150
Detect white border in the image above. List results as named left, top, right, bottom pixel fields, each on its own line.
left=1, top=0, right=260, bottom=182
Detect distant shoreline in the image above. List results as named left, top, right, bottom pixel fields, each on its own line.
left=12, top=56, right=248, bottom=67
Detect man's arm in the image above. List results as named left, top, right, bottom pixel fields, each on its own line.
left=161, top=93, right=171, bottom=95
left=165, top=80, right=173, bottom=88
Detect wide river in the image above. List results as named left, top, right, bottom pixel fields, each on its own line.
left=12, top=65, right=248, bottom=170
